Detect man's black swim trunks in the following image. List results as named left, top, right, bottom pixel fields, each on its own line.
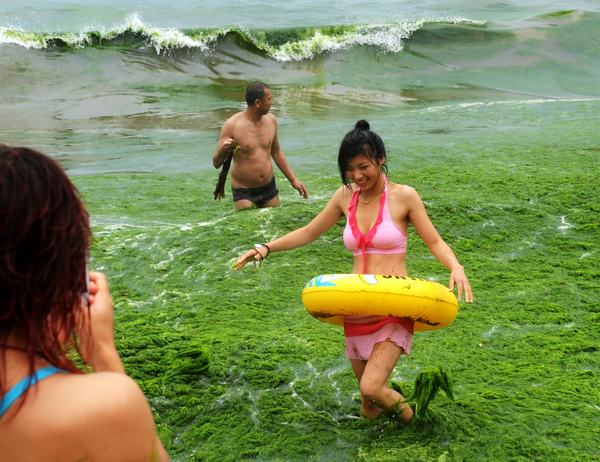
left=232, top=177, right=278, bottom=207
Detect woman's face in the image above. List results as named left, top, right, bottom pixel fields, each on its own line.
left=344, top=154, right=383, bottom=189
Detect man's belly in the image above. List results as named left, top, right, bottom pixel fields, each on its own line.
left=230, top=159, right=274, bottom=189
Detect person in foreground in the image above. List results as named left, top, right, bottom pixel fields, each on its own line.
left=213, top=81, right=309, bottom=209
left=235, top=121, right=473, bottom=424
left=0, top=146, right=169, bottom=461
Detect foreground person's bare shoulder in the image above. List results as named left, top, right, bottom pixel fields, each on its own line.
left=82, top=373, right=161, bottom=461
left=59, top=373, right=163, bottom=462
left=1, top=372, right=165, bottom=462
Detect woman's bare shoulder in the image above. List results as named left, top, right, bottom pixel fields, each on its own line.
left=2, top=372, right=162, bottom=461
left=330, top=184, right=356, bottom=207
left=60, top=372, right=154, bottom=427
left=332, top=184, right=358, bottom=198
left=49, top=373, right=159, bottom=460
left=388, top=182, right=418, bottom=197
left=79, top=371, right=146, bottom=400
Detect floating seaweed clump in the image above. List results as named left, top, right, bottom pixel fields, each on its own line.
left=213, top=142, right=239, bottom=200
left=164, top=344, right=210, bottom=383
left=410, top=366, right=454, bottom=418
left=391, top=366, right=454, bottom=423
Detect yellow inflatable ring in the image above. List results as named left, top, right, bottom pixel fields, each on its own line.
left=301, top=274, right=458, bottom=332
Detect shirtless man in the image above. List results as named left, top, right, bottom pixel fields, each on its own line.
left=213, top=82, right=309, bottom=209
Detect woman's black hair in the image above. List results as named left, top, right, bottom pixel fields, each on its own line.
left=337, top=120, right=388, bottom=186
left=0, top=145, right=90, bottom=412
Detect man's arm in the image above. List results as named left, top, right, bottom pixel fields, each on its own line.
left=270, top=120, right=309, bottom=198
left=213, top=118, right=236, bottom=169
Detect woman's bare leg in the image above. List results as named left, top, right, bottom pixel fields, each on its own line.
left=349, top=359, right=384, bottom=419
left=359, top=341, right=413, bottom=424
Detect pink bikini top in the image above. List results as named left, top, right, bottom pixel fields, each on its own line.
left=343, top=177, right=408, bottom=273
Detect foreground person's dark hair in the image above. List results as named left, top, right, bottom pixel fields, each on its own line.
left=0, top=145, right=91, bottom=401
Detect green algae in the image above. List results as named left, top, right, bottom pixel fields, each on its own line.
left=74, top=130, right=600, bottom=460
left=537, top=10, right=578, bottom=19
left=390, top=366, right=454, bottom=422
left=409, top=367, right=454, bottom=418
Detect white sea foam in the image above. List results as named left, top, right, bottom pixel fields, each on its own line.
left=288, top=371, right=312, bottom=409
left=557, top=215, right=574, bottom=234
left=483, top=326, right=499, bottom=339
left=1, top=14, right=485, bottom=61
left=426, top=97, right=600, bottom=113
left=108, top=13, right=212, bottom=54
left=270, top=18, right=484, bottom=62
left=0, top=13, right=213, bottom=52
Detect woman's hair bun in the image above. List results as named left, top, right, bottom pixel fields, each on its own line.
left=355, top=119, right=370, bottom=130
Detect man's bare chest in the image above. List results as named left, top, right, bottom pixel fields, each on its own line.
left=233, top=125, right=275, bottom=152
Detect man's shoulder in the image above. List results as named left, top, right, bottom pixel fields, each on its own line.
left=225, top=111, right=246, bottom=125
left=265, top=113, right=278, bottom=125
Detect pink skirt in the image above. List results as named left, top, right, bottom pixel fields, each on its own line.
left=345, top=321, right=413, bottom=361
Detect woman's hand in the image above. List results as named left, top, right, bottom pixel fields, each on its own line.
left=449, top=266, right=473, bottom=303
left=234, top=247, right=266, bottom=271
left=79, top=272, right=125, bottom=373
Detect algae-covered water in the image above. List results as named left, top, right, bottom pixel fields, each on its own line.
left=2, top=1, right=600, bottom=460
left=76, top=107, right=599, bottom=460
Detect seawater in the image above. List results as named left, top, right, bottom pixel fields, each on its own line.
left=1, top=2, right=599, bottom=174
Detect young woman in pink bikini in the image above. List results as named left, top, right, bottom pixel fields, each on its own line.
left=235, top=120, right=473, bottom=424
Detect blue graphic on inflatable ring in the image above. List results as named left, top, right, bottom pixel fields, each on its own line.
left=306, top=275, right=336, bottom=288
left=305, top=274, right=364, bottom=288
left=306, top=274, right=413, bottom=288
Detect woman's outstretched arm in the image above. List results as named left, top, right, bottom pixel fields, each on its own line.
left=235, top=186, right=347, bottom=270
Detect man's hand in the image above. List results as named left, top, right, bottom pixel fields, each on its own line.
left=213, top=137, right=236, bottom=168
left=221, top=138, right=237, bottom=157
left=291, top=180, right=309, bottom=199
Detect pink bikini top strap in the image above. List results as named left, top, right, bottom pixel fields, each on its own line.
left=348, top=177, right=387, bottom=274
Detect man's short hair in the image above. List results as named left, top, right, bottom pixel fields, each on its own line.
left=245, top=81, right=270, bottom=106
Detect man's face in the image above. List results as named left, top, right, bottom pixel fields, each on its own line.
left=257, top=88, right=273, bottom=114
